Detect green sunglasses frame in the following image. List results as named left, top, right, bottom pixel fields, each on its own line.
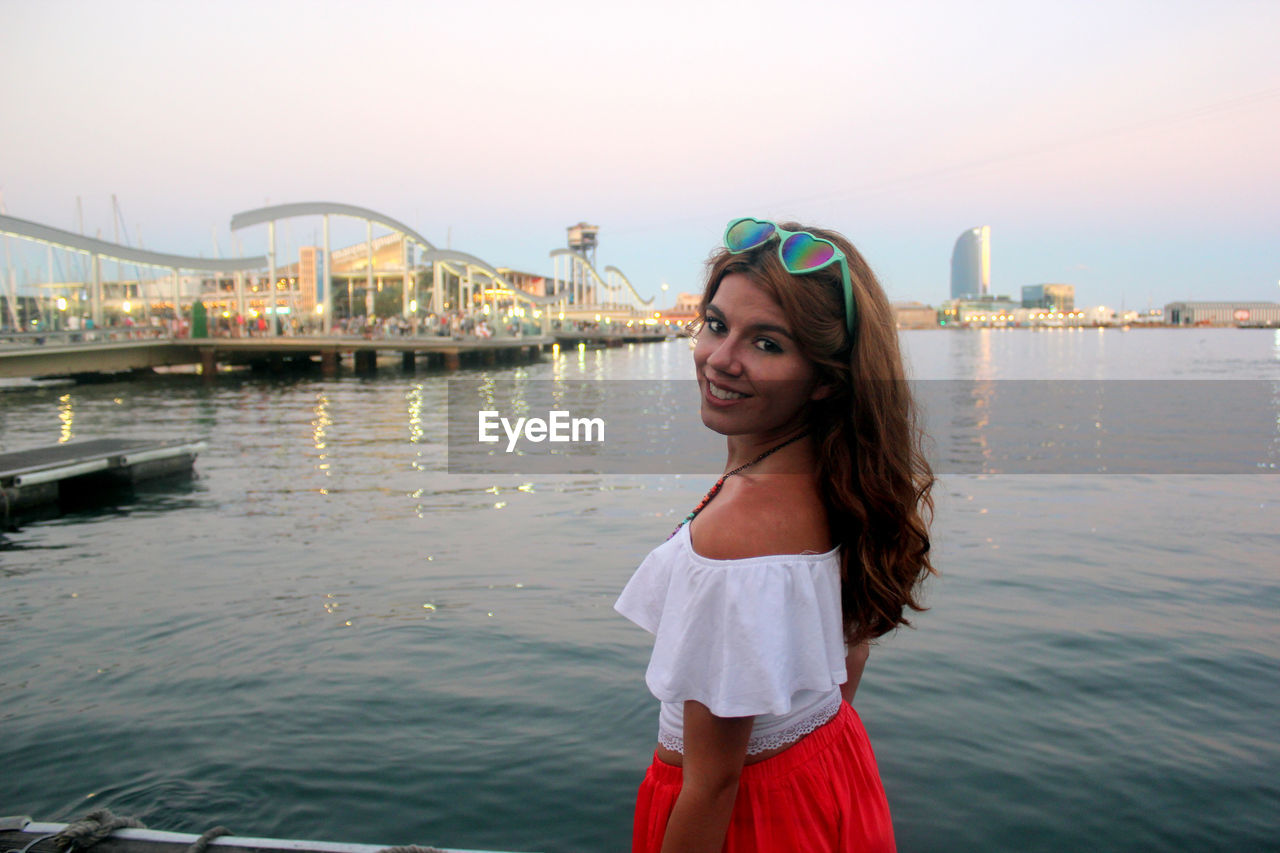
left=722, top=217, right=857, bottom=338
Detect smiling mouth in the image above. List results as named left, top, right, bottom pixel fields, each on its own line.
left=707, top=381, right=748, bottom=401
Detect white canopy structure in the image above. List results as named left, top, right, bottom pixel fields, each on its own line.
left=0, top=213, right=266, bottom=327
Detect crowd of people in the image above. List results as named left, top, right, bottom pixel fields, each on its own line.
left=329, top=310, right=533, bottom=339
left=5, top=308, right=651, bottom=344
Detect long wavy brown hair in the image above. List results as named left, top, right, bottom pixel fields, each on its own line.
left=699, top=222, right=936, bottom=646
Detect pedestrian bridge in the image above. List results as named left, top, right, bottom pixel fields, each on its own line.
left=0, top=328, right=672, bottom=380
left=0, top=330, right=550, bottom=378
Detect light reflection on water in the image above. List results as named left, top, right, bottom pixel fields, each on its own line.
left=0, top=330, right=1277, bottom=853
left=57, top=392, right=74, bottom=442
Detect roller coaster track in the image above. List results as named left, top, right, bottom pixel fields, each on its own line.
left=602, top=264, right=654, bottom=308
left=428, top=251, right=558, bottom=307
left=549, top=249, right=653, bottom=309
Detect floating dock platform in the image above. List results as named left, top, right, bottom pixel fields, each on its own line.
left=0, top=438, right=205, bottom=515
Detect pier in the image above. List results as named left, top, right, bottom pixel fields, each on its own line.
left=0, top=202, right=685, bottom=380
left=0, top=334, right=555, bottom=379
left=0, top=330, right=672, bottom=381
left=0, top=206, right=675, bottom=352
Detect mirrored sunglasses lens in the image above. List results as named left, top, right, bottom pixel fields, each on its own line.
left=726, top=220, right=775, bottom=251
left=781, top=233, right=835, bottom=270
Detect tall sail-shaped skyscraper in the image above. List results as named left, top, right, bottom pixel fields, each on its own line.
left=950, top=226, right=990, bottom=299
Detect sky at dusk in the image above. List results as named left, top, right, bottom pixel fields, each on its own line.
left=2, top=0, right=1278, bottom=310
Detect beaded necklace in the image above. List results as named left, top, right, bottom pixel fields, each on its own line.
left=669, top=431, right=810, bottom=540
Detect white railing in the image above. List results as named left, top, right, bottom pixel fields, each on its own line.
left=0, top=328, right=174, bottom=348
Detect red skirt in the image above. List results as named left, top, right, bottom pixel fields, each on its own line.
left=631, top=702, right=896, bottom=852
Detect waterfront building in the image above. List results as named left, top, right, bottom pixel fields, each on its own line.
left=295, top=247, right=323, bottom=315
left=1089, top=306, right=1124, bottom=325
left=892, top=301, right=939, bottom=329
left=656, top=292, right=700, bottom=327
left=936, top=296, right=1103, bottom=327
left=939, top=295, right=1020, bottom=326
left=497, top=269, right=552, bottom=298
left=1022, top=283, right=1075, bottom=313
left=1118, top=308, right=1164, bottom=325
left=329, top=233, right=415, bottom=300
left=950, top=226, right=991, bottom=300
left=214, top=233, right=414, bottom=321
left=1164, top=301, right=1280, bottom=327
left=1013, top=307, right=1092, bottom=326
left=672, top=292, right=700, bottom=315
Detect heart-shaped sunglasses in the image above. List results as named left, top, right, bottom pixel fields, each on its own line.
left=722, top=217, right=857, bottom=337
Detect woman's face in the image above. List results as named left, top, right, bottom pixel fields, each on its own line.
left=693, top=272, right=826, bottom=438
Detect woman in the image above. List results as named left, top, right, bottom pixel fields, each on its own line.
left=615, top=218, right=935, bottom=852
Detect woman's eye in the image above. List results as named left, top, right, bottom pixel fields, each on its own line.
left=754, top=338, right=782, bottom=353
left=705, top=318, right=726, bottom=334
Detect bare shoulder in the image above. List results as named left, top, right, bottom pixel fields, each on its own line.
left=690, top=474, right=831, bottom=560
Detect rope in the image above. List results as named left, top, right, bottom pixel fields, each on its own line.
left=48, top=812, right=230, bottom=853
left=7, top=832, right=57, bottom=853
left=54, top=810, right=144, bottom=852
left=27, top=811, right=445, bottom=853
left=182, top=827, right=231, bottom=853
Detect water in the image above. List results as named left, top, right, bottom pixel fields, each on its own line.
left=2, top=328, right=1278, bottom=852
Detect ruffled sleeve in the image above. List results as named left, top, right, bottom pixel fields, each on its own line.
left=615, top=524, right=847, bottom=718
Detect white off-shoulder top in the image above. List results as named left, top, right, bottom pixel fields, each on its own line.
left=615, top=522, right=847, bottom=755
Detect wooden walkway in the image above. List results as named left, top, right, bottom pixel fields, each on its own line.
left=0, top=332, right=673, bottom=380
left=0, top=336, right=554, bottom=379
